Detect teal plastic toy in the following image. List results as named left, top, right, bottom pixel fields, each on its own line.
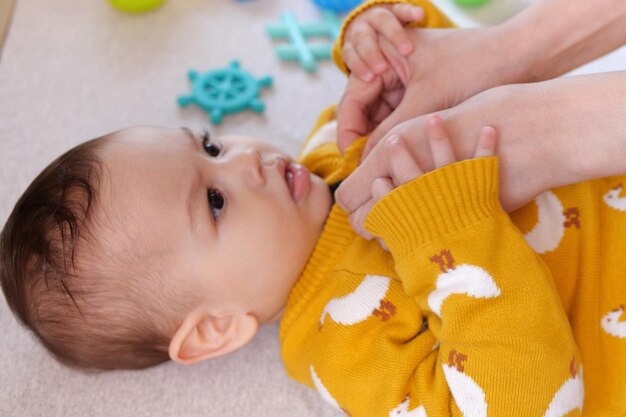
left=266, top=11, right=342, bottom=73
left=178, top=61, right=272, bottom=125
left=312, top=0, right=363, bottom=13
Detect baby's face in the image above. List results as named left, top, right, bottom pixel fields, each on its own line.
left=99, top=127, right=332, bottom=323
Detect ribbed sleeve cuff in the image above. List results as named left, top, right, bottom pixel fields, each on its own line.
left=364, top=157, right=501, bottom=258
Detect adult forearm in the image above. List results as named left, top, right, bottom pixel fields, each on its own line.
left=444, top=71, right=626, bottom=210
left=497, top=0, right=626, bottom=82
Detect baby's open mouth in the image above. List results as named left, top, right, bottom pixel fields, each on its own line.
left=284, top=162, right=310, bottom=203
left=285, top=165, right=295, bottom=197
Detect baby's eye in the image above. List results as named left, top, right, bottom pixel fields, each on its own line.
left=207, top=189, right=224, bottom=219
left=202, top=129, right=221, bottom=157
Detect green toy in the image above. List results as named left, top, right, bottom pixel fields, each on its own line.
left=178, top=61, right=273, bottom=125
left=452, top=0, right=491, bottom=7
left=107, top=0, right=164, bottom=13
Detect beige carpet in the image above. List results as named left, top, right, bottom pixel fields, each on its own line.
left=1, top=0, right=625, bottom=416
left=0, top=0, right=15, bottom=54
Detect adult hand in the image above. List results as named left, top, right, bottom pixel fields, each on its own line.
left=337, top=71, right=626, bottom=239
left=347, top=114, right=497, bottom=243
left=336, top=25, right=522, bottom=155
left=336, top=0, right=626, bottom=157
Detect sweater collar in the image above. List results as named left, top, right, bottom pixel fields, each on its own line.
left=279, top=203, right=355, bottom=341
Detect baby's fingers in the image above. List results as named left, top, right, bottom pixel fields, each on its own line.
left=473, top=126, right=497, bottom=158
left=348, top=199, right=377, bottom=240
left=426, top=115, right=457, bottom=168
left=386, top=135, right=423, bottom=187
left=343, top=42, right=376, bottom=82
left=371, top=177, right=394, bottom=202
left=385, top=4, right=424, bottom=54
left=390, top=4, right=425, bottom=24
left=345, top=18, right=390, bottom=75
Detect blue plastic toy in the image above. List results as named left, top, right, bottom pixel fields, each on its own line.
left=312, top=0, right=363, bottom=13
left=266, top=11, right=342, bottom=73
left=178, top=61, right=272, bottom=124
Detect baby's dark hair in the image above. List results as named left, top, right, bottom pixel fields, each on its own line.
left=0, top=135, right=173, bottom=370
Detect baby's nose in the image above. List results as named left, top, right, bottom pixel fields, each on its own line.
left=234, top=148, right=265, bottom=187
left=238, top=147, right=261, bottom=162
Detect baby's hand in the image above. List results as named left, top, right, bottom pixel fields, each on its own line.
left=342, top=4, right=423, bottom=82
left=346, top=115, right=497, bottom=243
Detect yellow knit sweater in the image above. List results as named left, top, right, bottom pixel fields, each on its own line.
left=280, top=2, right=625, bottom=416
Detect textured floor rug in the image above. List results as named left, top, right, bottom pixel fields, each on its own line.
left=1, top=1, right=625, bottom=416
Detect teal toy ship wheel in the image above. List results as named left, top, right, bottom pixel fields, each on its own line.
left=178, top=61, right=272, bottom=124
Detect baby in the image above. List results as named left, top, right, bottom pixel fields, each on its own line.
left=0, top=0, right=438, bottom=371
left=1, top=1, right=624, bottom=416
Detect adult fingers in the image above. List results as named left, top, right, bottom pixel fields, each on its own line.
left=473, top=126, right=497, bottom=158
left=426, top=115, right=457, bottom=168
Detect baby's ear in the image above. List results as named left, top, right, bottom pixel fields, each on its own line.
left=169, top=306, right=259, bottom=365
